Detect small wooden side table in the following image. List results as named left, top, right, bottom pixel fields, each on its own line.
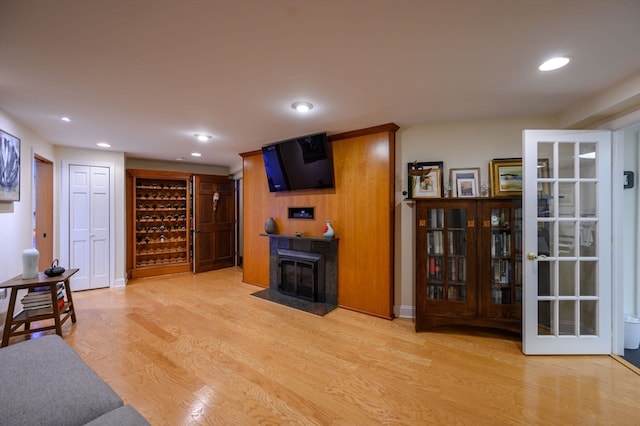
left=1, top=268, right=79, bottom=347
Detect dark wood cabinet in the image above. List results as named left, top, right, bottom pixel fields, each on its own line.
left=415, top=197, right=522, bottom=333
left=126, top=169, right=192, bottom=279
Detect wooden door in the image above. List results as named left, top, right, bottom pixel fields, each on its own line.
left=193, top=174, right=235, bottom=273
left=34, top=156, right=53, bottom=270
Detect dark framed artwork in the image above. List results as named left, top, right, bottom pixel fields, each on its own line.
left=407, top=161, right=444, bottom=198
left=0, top=129, right=20, bottom=201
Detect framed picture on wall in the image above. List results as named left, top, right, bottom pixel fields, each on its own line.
left=0, top=129, right=20, bottom=201
left=450, top=167, right=480, bottom=197
left=407, top=161, right=444, bottom=198
left=411, top=168, right=441, bottom=198
left=489, top=158, right=522, bottom=197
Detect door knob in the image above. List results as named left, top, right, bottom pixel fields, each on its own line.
left=527, top=252, right=547, bottom=260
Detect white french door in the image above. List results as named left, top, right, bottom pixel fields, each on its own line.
left=523, top=130, right=611, bottom=354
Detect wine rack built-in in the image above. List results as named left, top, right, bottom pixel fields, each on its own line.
left=127, top=169, right=193, bottom=279
left=415, top=197, right=522, bottom=334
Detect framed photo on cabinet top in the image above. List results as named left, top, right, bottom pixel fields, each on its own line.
left=0, top=129, right=20, bottom=201
left=450, top=167, right=480, bottom=197
left=411, top=168, right=441, bottom=198
left=407, top=161, right=444, bottom=198
left=489, top=158, right=522, bottom=197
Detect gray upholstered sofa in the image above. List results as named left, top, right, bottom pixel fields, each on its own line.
left=0, top=335, right=149, bottom=426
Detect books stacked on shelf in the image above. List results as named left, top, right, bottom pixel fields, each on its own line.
left=21, top=282, right=65, bottom=317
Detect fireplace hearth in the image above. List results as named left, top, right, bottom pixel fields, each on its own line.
left=251, top=234, right=338, bottom=316
left=277, top=249, right=325, bottom=302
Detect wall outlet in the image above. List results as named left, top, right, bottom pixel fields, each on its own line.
left=0, top=288, right=6, bottom=299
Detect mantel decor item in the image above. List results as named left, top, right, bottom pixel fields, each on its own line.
left=22, top=248, right=40, bottom=279
left=0, top=129, right=20, bottom=202
left=264, top=217, right=277, bottom=234
left=323, top=220, right=335, bottom=238
left=450, top=167, right=480, bottom=197
left=489, top=158, right=523, bottom=197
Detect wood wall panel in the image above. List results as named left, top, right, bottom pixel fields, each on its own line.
left=241, top=153, right=271, bottom=286
left=332, top=131, right=394, bottom=318
left=241, top=123, right=398, bottom=318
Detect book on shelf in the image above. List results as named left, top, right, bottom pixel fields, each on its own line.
left=22, top=287, right=63, bottom=299
left=32, top=281, right=64, bottom=293
left=21, top=293, right=54, bottom=303
left=29, top=282, right=64, bottom=293
left=24, top=298, right=65, bottom=317
left=21, top=286, right=64, bottom=304
left=22, top=291, right=65, bottom=309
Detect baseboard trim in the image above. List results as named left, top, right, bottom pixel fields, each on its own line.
left=395, top=304, right=415, bottom=319
left=113, top=277, right=127, bottom=288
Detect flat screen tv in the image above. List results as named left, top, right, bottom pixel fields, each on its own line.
left=261, top=132, right=334, bottom=192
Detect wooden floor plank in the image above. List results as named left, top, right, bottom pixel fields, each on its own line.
left=9, top=266, right=640, bottom=425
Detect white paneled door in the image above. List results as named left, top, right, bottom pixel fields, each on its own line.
left=522, top=130, right=611, bottom=354
left=69, top=165, right=110, bottom=291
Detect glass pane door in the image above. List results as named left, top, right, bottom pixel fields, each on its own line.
left=446, top=208, right=467, bottom=301
left=523, top=130, right=611, bottom=354
left=490, top=207, right=514, bottom=305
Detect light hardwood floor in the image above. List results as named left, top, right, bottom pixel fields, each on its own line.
left=12, top=267, right=640, bottom=425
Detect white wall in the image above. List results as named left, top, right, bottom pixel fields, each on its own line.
left=622, top=126, right=640, bottom=315
left=0, top=109, right=56, bottom=323
left=126, top=158, right=229, bottom=176
left=393, top=114, right=559, bottom=317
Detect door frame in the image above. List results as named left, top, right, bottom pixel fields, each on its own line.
left=602, top=110, right=640, bottom=355
left=60, top=160, right=116, bottom=288
left=33, top=154, right=54, bottom=271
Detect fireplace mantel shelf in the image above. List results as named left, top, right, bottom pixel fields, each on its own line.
left=260, top=233, right=338, bottom=242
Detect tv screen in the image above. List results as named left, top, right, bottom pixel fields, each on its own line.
left=262, top=132, right=334, bottom=192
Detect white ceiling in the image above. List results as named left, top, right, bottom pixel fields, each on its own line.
left=1, top=0, right=639, bottom=172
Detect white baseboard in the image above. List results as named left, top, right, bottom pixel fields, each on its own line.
left=395, top=304, right=415, bottom=319
left=113, top=277, right=127, bottom=288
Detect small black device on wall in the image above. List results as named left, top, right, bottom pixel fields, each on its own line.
left=288, top=207, right=315, bottom=219
left=624, top=171, right=634, bottom=189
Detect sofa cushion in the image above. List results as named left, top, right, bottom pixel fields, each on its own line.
left=84, top=405, right=150, bottom=426
left=0, top=335, right=124, bottom=426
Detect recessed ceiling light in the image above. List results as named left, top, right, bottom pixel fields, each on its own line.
left=191, top=152, right=202, bottom=157
left=539, top=56, right=570, bottom=71
left=194, top=133, right=212, bottom=142
left=291, top=102, right=313, bottom=113
left=61, top=116, right=71, bottom=122
left=176, top=156, right=185, bottom=161
left=97, top=142, right=111, bottom=148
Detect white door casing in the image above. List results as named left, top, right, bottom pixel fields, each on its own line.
left=523, top=130, right=611, bottom=355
